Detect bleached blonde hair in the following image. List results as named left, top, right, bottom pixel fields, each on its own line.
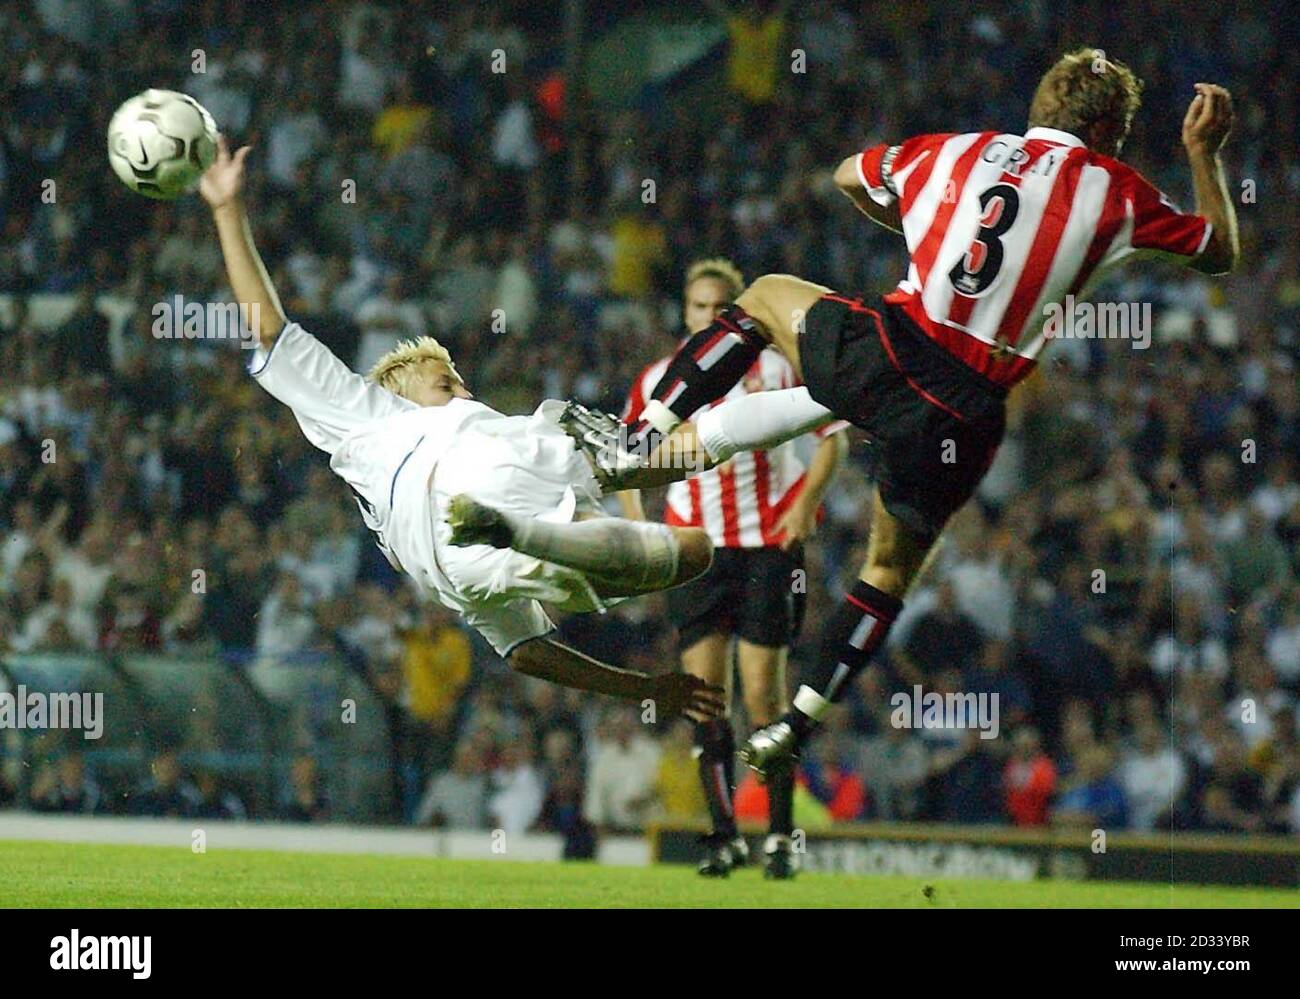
left=685, top=257, right=744, bottom=299
left=368, top=336, right=462, bottom=398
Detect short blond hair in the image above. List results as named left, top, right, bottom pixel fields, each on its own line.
left=368, top=336, right=462, bottom=398
left=684, top=257, right=744, bottom=299
left=1028, top=47, right=1143, bottom=142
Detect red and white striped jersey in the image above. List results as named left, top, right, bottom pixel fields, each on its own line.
left=855, top=127, right=1212, bottom=386
left=623, top=349, right=847, bottom=549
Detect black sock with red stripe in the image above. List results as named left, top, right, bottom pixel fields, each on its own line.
left=765, top=755, right=795, bottom=836
left=789, top=580, right=904, bottom=740
left=694, top=719, right=738, bottom=839
left=627, top=304, right=767, bottom=450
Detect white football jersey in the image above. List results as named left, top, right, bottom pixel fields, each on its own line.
left=248, top=322, right=603, bottom=655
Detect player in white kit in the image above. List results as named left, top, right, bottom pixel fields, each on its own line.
left=200, top=139, right=722, bottom=720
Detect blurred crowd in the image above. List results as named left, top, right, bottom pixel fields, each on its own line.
left=1, top=0, right=1299, bottom=838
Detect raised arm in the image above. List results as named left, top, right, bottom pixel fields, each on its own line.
left=200, top=136, right=287, bottom=347
left=1181, top=84, right=1239, bottom=276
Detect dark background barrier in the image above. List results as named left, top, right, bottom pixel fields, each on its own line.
left=653, top=823, right=1300, bottom=886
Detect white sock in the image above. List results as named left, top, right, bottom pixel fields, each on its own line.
left=793, top=684, right=832, bottom=721
left=695, top=386, right=836, bottom=462
left=640, top=400, right=681, bottom=436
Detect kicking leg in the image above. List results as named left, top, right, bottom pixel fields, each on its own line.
left=743, top=488, right=938, bottom=777
left=446, top=495, right=712, bottom=595
left=616, top=385, right=837, bottom=491
left=629, top=274, right=831, bottom=445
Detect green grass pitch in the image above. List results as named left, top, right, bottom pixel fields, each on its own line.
left=3, top=841, right=1297, bottom=908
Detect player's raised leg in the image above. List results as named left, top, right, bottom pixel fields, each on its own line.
left=627, top=274, right=831, bottom=447
left=446, top=494, right=712, bottom=596
left=585, top=384, right=837, bottom=493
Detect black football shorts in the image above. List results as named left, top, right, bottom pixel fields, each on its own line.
left=799, top=292, right=1008, bottom=540
left=667, top=544, right=805, bottom=649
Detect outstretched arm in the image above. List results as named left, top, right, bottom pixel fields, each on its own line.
left=1181, top=84, right=1239, bottom=275
left=201, top=136, right=408, bottom=452
left=201, top=136, right=286, bottom=347
left=510, top=637, right=724, bottom=721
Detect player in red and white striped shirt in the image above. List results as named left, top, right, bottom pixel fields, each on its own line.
left=619, top=259, right=848, bottom=878
left=569, top=49, right=1239, bottom=778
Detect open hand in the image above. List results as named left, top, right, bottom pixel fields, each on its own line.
left=649, top=672, right=726, bottom=721
left=774, top=498, right=816, bottom=551
left=200, top=134, right=252, bottom=211
left=1182, top=83, right=1234, bottom=156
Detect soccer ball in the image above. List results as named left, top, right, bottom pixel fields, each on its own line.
left=107, top=89, right=218, bottom=200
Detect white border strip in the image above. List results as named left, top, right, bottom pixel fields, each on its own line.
left=0, top=814, right=651, bottom=866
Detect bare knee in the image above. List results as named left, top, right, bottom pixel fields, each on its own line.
left=742, top=682, right=784, bottom=728
left=681, top=634, right=730, bottom=690
left=738, top=642, right=787, bottom=727
left=738, top=274, right=807, bottom=336
left=736, top=274, right=786, bottom=333
left=737, top=274, right=830, bottom=372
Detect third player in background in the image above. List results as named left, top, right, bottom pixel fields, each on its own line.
left=620, top=258, right=849, bottom=878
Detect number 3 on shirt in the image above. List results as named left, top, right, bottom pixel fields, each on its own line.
left=949, top=184, right=1020, bottom=296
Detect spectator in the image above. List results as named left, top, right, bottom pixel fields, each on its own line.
left=130, top=750, right=203, bottom=818
left=416, top=742, right=489, bottom=829
left=191, top=771, right=248, bottom=821
left=400, top=604, right=473, bottom=734
left=710, top=0, right=788, bottom=106
left=1053, top=746, right=1129, bottom=830
left=1119, top=720, right=1187, bottom=831
left=1004, top=727, right=1057, bottom=827
left=279, top=755, right=330, bottom=823
left=255, top=573, right=318, bottom=658
left=858, top=718, right=928, bottom=820
left=893, top=579, right=983, bottom=679
left=582, top=709, right=660, bottom=834
left=653, top=720, right=706, bottom=824
left=488, top=737, right=545, bottom=834
left=536, top=729, right=595, bottom=858
left=30, top=753, right=101, bottom=815
left=931, top=731, right=1005, bottom=825
left=800, top=732, right=867, bottom=822
left=12, top=576, right=97, bottom=652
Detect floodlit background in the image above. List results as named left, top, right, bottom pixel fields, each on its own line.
left=0, top=0, right=1297, bottom=859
